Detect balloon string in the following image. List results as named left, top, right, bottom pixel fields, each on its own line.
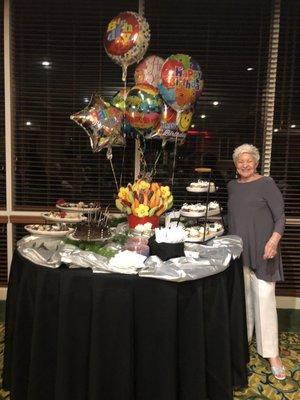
left=171, top=136, right=178, bottom=190
left=151, top=147, right=163, bottom=179
left=119, top=143, right=126, bottom=188
left=137, top=134, right=147, bottom=177
left=119, top=76, right=127, bottom=187
left=107, top=148, right=119, bottom=192
left=122, top=65, right=128, bottom=82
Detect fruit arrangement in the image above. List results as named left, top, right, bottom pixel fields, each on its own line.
left=116, top=180, right=173, bottom=217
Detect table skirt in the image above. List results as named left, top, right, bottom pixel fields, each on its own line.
left=3, top=250, right=249, bottom=400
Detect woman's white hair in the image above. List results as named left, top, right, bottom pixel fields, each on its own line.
left=233, top=143, right=260, bottom=164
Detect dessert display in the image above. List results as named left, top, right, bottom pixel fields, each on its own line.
left=72, top=221, right=111, bottom=241
left=25, top=224, right=74, bottom=237
left=178, top=168, right=223, bottom=242
left=180, top=201, right=221, bottom=218
left=41, top=211, right=87, bottom=223
left=71, top=208, right=111, bottom=241
left=180, top=203, right=206, bottom=217
left=184, top=222, right=224, bottom=242
left=56, top=199, right=100, bottom=212
left=186, top=180, right=216, bottom=193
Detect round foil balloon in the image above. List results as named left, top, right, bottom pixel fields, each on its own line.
left=104, top=11, right=150, bottom=81
left=110, top=88, right=139, bottom=138
left=134, top=55, right=164, bottom=87
left=148, top=102, right=193, bottom=144
left=70, top=93, right=125, bottom=153
left=158, top=54, right=203, bottom=111
left=125, top=83, right=163, bottom=131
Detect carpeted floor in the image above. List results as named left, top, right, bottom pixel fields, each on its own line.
left=234, top=332, right=300, bottom=399
left=0, top=325, right=299, bottom=400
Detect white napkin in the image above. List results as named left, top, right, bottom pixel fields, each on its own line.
left=154, top=226, right=186, bottom=243
left=108, top=250, right=147, bottom=273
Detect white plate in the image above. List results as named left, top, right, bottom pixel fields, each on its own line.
left=180, top=207, right=220, bottom=218
left=68, top=232, right=112, bottom=242
left=56, top=204, right=101, bottom=212
left=25, top=225, right=74, bottom=237
left=180, top=210, right=206, bottom=218
left=41, top=212, right=87, bottom=223
left=186, top=186, right=216, bottom=193
left=185, top=228, right=224, bottom=242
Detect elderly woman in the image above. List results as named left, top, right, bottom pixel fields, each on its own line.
left=227, top=143, right=286, bottom=380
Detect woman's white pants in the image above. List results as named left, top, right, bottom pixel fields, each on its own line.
left=243, top=266, right=279, bottom=358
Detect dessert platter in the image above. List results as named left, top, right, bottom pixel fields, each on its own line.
left=184, top=222, right=224, bottom=242
left=180, top=203, right=207, bottom=217
left=180, top=201, right=221, bottom=217
left=186, top=180, right=216, bottom=193
left=68, top=207, right=111, bottom=242
left=56, top=199, right=101, bottom=213
left=25, top=224, right=74, bottom=237
left=69, top=221, right=111, bottom=242
left=41, top=211, right=87, bottom=223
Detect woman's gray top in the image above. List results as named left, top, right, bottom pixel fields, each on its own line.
left=227, top=176, right=285, bottom=282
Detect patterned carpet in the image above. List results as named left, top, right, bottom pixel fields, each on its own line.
left=0, top=325, right=299, bottom=399
left=234, top=332, right=300, bottom=400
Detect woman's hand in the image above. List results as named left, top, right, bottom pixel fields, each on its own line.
left=263, top=232, right=281, bottom=260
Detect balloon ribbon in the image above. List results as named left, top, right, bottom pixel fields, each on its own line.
left=106, top=147, right=119, bottom=192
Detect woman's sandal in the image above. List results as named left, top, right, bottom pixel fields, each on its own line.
left=271, top=365, right=286, bottom=380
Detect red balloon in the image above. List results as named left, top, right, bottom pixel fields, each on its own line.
left=103, top=11, right=150, bottom=81
left=161, top=59, right=182, bottom=89
left=104, top=12, right=140, bottom=56
left=158, top=54, right=203, bottom=111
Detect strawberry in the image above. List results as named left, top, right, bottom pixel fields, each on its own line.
left=56, top=198, right=66, bottom=206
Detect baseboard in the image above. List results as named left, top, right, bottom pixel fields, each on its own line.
left=0, top=288, right=7, bottom=301
left=276, top=296, right=300, bottom=309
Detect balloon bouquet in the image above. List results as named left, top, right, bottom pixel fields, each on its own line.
left=70, top=10, right=204, bottom=190
left=70, top=11, right=150, bottom=190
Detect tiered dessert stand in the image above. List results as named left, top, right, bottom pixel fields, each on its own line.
left=34, top=202, right=101, bottom=239
left=179, top=167, right=225, bottom=242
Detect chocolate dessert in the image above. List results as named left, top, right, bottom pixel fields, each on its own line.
left=73, top=221, right=110, bottom=241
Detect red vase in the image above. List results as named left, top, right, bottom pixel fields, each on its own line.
left=127, top=214, right=160, bottom=229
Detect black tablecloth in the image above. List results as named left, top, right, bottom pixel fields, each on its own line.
left=3, top=250, right=249, bottom=400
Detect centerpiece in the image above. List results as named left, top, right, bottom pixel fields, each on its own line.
left=115, top=179, right=173, bottom=228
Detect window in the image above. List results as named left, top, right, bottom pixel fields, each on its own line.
left=0, top=222, right=7, bottom=285
left=0, top=0, right=5, bottom=208
left=272, top=0, right=300, bottom=296
left=271, top=0, right=300, bottom=217
left=11, top=0, right=137, bottom=209
left=277, top=225, right=300, bottom=296
left=145, top=0, right=272, bottom=209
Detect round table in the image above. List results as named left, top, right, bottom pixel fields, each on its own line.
left=3, top=250, right=249, bottom=400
